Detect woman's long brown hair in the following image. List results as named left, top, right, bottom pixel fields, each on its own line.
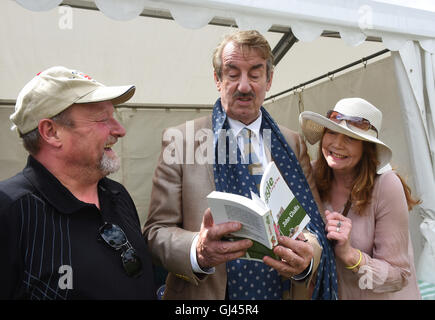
left=314, top=133, right=420, bottom=214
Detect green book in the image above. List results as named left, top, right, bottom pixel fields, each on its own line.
left=207, top=161, right=311, bottom=261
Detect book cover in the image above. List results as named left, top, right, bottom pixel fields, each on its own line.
left=260, top=162, right=311, bottom=239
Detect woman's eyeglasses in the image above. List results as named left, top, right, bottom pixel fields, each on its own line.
left=99, top=222, right=142, bottom=278
left=326, top=110, right=378, bottom=137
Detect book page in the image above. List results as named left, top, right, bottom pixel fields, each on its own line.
left=223, top=204, right=269, bottom=244
left=207, top=191, right=274, bottom=249
left=250, top=191, right=267, bottom=210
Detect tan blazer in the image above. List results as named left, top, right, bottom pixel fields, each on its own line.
left=144, top=115, right=324, bottom=300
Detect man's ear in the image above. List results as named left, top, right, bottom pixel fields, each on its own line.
left=214, top=71, right=221, bottom=92
left=37, top=119, right=62, bottom=148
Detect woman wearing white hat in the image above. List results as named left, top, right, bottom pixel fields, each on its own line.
left=299, top=98, right=421, bottom=299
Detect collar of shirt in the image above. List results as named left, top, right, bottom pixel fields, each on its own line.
left=23, top=156, right=119, bottom=215
left=226, top=110, right=262, bottom=140
left=227, top=111, right=268, bottom=169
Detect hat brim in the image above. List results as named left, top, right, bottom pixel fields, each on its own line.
left=76, top=85, right=135, bottom=106
left=299, top=111, right=392, bottom=173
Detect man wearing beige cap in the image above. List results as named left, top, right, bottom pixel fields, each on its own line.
left=0, top=66, right=155, bottom=299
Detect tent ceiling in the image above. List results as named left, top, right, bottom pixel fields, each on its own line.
left=60, top=0, right=383, bottom=67
left=17, top=1, right=435, bottom=54
left=18, top=1, right=434, bottom=50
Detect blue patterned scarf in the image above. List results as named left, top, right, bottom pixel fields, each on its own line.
left=212, top=98, right=338, bottom=300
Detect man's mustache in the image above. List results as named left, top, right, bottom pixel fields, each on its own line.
left=104, top=136, right=118, bottom=146
left=233, top=91, right=255, bottom=99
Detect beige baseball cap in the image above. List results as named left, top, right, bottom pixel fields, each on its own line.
left=10, top=66, right=135, bottom=135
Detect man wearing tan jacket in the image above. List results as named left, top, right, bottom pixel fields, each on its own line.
left=144, top=30, right=338, bottom=300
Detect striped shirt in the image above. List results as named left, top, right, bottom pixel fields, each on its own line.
left=0, top=156, right=155, bottom=300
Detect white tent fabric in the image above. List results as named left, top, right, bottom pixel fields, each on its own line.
left=392, top=42, right=435, bottom=284
left=15, top=0, right=62, bottom=11
left=15, top=0, right=435, bottom=52
left=12, top=0, right=435, bottom=286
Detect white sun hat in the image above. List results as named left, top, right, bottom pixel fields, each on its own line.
left=299, top=97, right=392, bottom=173
left=10, top=66, right=135, bottom=135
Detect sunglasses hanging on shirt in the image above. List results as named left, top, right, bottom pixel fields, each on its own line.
left=99, top=222, right=143, bottom=278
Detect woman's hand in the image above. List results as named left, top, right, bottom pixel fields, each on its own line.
left=325, top=210, right=356, bottom=266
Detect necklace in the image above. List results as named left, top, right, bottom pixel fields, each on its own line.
left=342, top=198, right=352, bottom=216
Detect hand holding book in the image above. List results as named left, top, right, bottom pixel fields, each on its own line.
left=195, top=208, right=253, bottom=270
left=263, top=233, right=314, bottom=278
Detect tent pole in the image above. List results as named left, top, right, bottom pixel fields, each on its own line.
left=265, top=48, right=390, bottom=102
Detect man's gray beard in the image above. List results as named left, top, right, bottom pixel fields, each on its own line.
left=99, top=152, right=121, bottom=175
